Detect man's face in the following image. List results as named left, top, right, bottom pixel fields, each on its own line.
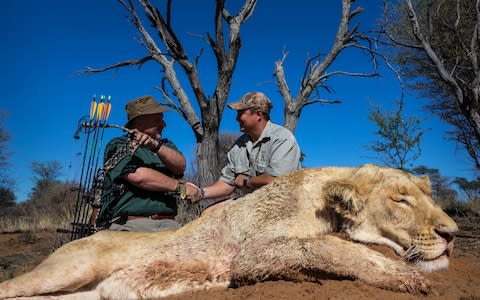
left=236, top=108, right=261, bottom=133
left=135, top=113, right=166, bottom=139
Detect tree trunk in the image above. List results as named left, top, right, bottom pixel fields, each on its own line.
left=283, top=108, right=301, bottom=133
left=468, top=103, right=480, bottom=144
left=196, top=129, right=220, bottom=187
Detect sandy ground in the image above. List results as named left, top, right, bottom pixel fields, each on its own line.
left=0, top=216, right=479, bottom=299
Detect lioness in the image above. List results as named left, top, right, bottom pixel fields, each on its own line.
left=0, top=164, right=457, bottom=299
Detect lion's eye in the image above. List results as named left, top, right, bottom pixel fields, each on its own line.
left=391, top=197, right=412, bottom=206
left=396, top=198, right=411, bottom=206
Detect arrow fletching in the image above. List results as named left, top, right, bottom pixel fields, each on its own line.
left=89, top=96, right=97, bottom=121
left=104, top=102, right=112, bottom=121
left=97, top=102, right=105, bottom=122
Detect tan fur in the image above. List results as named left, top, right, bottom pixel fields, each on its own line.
left=0, top=164, right=458, bottom=299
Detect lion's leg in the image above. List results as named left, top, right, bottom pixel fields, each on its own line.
left=1, top=291, right=101, bottom=300
left=93, top=257, right=232, bottom=299
left=0, top=241, right=100, bottom=298
left=231, top=235, right=430, bottom=294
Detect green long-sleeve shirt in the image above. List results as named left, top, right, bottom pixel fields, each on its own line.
left=97, top=135, right=182, bottom=224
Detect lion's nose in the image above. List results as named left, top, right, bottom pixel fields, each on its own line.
left=434, top=219, right=459, bottom=239
left=434, top=210, right=459, bottom=235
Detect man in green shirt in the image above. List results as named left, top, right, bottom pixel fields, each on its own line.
left=97, top=95, right=195, bottom=231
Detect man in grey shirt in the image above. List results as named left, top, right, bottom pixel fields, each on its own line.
left=188, top=92, right=301, bottom=208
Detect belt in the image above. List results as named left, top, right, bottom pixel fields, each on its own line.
left=127, top=214, right=176, bottom=221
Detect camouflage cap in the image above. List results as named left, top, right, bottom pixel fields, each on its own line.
left=227, top=92, right=273, bottom=114
left=125, top=95, right=169, bottom=128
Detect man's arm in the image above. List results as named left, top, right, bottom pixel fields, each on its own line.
left=124, top=167, right=179, bottom=192
left=188, top=179, right=235, bottom=203
left=153, top=142, right=186, bottom=176
left=235, top=173, right=275, bottom=190
left=124, top=167, right=198, bottom=199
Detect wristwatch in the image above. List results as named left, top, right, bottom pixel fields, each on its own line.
left=243, top=176, right=250, bottom=188
left=152, top=138, right=168, bottom=153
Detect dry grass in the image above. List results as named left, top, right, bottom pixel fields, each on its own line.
left=0, top=214, right=72, bottom=233
left=0, top=182, right=76, bottom=233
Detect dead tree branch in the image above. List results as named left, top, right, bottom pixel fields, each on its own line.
left=275, top=0, right=381, bottom=132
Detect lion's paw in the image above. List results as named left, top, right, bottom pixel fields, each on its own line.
left=397, top=270, right=431, bottom=294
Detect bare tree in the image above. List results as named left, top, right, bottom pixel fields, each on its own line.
left=275, top=0, right=380, bottom=132
left=383, top=0, right=480, bottom=170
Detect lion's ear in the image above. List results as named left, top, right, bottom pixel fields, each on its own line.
left=323, top=181, right=366, bottom=216
left=414, top=175, right=432, bottom=196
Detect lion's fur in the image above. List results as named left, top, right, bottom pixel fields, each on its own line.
left=0, top=164, right=458, bottom=299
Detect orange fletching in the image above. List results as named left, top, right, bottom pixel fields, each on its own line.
left=104, top=102, right=112, bottom=121
left=96, top=102, right=104, bottom=121
left=89, top=99, right=97, bottom=121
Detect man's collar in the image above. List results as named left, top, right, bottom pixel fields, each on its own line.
left=251, top=120, right=272, bottom=146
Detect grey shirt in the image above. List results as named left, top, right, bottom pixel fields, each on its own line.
left=220, top=121, right=301, bottom=185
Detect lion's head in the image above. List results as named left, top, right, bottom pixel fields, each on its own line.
left=323, top=164, right=458, bottom=272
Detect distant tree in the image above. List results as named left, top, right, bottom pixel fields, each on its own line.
left=29, top=160, right=63, bottom=201
left=368, top=98, right=424, bottom=170
left=382, top=0, right=480, bottom=170
left=412, top=166, right=457, bottom=202
left=30, top=161, right=63, bottom=182
left=453, top=176, right=480, bottom=202
left=0, top=112, right=13, bottom=189
left=0, top=187, right=15, bottom=208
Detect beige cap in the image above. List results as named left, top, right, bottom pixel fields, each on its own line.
left=227, top=92, right=272, bottom=114
left=125, top=95, right=168, bottom=128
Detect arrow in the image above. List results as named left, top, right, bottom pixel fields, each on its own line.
left=89, top=95, right=97, bottom=121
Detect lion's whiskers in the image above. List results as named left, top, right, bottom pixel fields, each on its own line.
left=403, top=245, right=424, bottom=262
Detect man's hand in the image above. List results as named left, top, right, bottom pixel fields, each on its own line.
left=185, top=182, right=201, bottom=202
left=234, top=174, right=250, bottom=189
left=129, top=128, right=160, bottom=151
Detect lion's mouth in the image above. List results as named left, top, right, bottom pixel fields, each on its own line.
left=411, top=237, right=456, bottom=272
left=403, top=236, right=455, bottom=261
left=428, top=237, right=455, bottom=260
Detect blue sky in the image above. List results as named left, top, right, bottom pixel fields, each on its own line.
left=1, top=0, right=475, bottom=202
